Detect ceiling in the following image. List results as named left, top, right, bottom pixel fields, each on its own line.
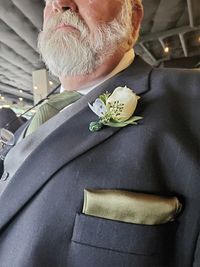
left=0, top=0, right=199, bottom=110
left=135, top=0, right=200, bottom=67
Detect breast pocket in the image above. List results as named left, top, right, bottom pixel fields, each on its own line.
left=71, top=213, right=178, bottom=267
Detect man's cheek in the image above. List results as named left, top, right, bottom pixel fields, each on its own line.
left=80, top=0, right=122, bottom=23
left=43, top=6, right=54, bottom=24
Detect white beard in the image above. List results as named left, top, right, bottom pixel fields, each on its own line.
left=38, top=1, right=133, bottom=77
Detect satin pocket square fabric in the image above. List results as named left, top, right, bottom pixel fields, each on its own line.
left=83, top=189, right=182, bottom=225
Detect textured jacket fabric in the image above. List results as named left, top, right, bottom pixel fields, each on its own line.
left=0, top=57, right=200, bottom=267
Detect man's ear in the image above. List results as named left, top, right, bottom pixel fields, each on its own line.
left=131, top=0, right=144, bottom=33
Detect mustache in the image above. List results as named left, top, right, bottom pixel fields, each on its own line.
left=43, top=11, right=89, bottom=34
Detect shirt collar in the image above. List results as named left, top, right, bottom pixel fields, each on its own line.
left=60, top=49, right=135, bottom=95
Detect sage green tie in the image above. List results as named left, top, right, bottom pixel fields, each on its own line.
left=25, top=90, right=82, bottom=137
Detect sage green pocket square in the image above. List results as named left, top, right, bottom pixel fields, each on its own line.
left=82, top=189, right=182, bottom=225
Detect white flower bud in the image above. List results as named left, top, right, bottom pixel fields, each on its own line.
left=106, top=86, right=140, bottom=122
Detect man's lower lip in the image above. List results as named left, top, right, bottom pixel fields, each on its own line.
left=56, top=25, right=77, bottom=31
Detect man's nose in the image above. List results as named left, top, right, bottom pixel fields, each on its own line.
left=52, top=0, right=78, bottom=13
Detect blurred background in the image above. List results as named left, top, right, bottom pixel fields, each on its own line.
left=0, top=0, right=199, bottom=117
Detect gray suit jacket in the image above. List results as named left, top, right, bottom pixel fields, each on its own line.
left=0, top=57, right=200, bottom=267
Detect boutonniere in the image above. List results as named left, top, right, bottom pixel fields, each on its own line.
left=88, top=86, right=143, bottom=132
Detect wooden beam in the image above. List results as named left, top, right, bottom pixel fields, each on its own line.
left=0, top=83, right=33, bottom=101
left=139, top=43, right=158, bottom=65
left=187, top=0, right=195, bottom=27
left=139, top=26, right=200, bottom=43
left=179, top=34, right=188, bottom=57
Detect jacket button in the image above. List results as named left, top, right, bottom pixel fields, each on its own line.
left=1, top=171, right=9, bottom=181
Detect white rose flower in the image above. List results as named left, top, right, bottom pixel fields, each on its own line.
left=106, top=86, right=140, bottom=122
left=88, top=86, right=143, bottom=132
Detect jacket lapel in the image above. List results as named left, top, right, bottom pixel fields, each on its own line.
left=0, top=57, right=152, bottom=232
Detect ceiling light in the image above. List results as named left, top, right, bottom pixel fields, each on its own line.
left=3, top=104, right=10, bottom=108
left=1, top=96, right=5, bottom=100
left=198, top=37, right=200, bottom=42
left=164, top=46, right=169, bottom=53
left=19, top=97, right=23, bottom=102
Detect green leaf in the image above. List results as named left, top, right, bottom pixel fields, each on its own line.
left=125, top=116, right=143, bottom=123
left=99, top=92, right=111, bottom=104
left=102, top=116, right=143, bottom=128
left=89, top=121, right=104, bottom=132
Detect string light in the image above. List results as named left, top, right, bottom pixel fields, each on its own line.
left=49, top=81, right=53, bottom=86
left=19, top=90, right=23, bottom=93
left=34, top=86, right=38, bottom=90
left=164, top=46, right=169, bottom=53
left=19, top=97, right=23, bottom=102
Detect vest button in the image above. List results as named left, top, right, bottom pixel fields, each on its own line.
left=1, top=171, right=9, bottom=181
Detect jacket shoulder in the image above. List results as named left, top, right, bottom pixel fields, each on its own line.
left=151, top=67, right=200, bottom=96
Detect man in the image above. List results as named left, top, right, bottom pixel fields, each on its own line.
left=0, top=0, right=199, bottom=266
left=0, top=107, right=24, bottom=133
left=0, top=108, right=25, bottom=176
